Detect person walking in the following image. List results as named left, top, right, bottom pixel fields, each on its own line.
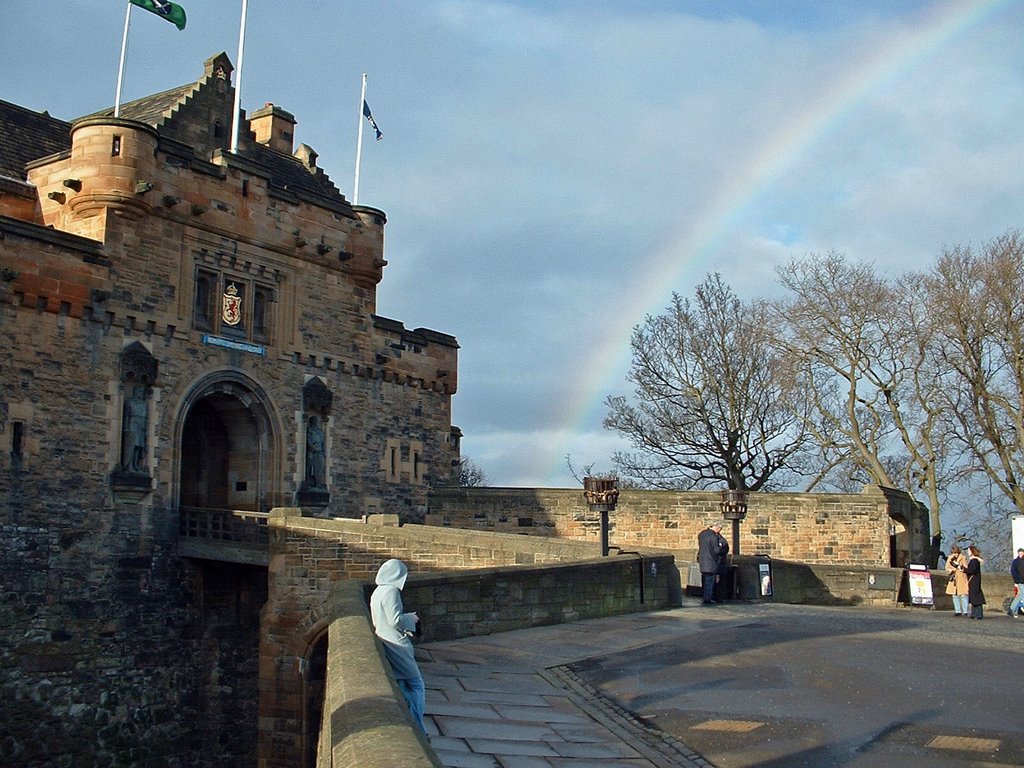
left=965, top=545, right=986, bottom=620
left=697, top=521, right=729, bottom=605
left=370, top=558, right=427, bottom=733
left=945, top=544, right=969, bottom=617
left=1008, top=547, right=1024, bottom=618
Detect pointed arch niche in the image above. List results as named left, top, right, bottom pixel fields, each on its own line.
left=175, top=372, right=283, bottom=514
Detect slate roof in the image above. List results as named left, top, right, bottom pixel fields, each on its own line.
left=0, top=100, right=71, bottom=181
left=86, top=83, right=197, bottom=126
left=252, top=143, right=347, bottom=207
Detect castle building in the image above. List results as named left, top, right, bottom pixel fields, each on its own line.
left=0, top=53, right=459, bottom=766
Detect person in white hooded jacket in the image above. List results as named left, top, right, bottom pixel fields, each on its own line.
left=370, top=558, right=426, bottom=733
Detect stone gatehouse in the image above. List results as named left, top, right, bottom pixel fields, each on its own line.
left=0, top=53, right=458, bottom=767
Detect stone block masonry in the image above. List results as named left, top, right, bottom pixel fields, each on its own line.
left=427, top=484, right=932, bottom=567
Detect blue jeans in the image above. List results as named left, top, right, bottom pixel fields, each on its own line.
left=951, top=594, right=969, bottom=615
left=701, top=573, right=716, bottom=602
left=398, top=676, right=427, bottom=733
left=1009, top=585, right=1024, bottom=615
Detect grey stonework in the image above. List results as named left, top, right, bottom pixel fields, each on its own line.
left=0, top=52, right=457, bottom=767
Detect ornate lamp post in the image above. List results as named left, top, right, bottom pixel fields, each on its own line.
left=583, top=476, right=620, bottom=557
left=720, top=488, right=748, bottom=556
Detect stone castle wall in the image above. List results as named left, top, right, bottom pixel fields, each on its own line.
left=426, top=484, right=932, bottom=567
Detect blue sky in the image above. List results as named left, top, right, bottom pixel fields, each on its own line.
left=4, top=1, right=1024, bottom=488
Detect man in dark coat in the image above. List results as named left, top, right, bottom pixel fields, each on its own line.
left=697, top=521, right=729, bottom=605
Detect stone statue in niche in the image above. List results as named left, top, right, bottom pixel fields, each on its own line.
left=298, top=377, right=333, bottom=506
left=121, top=385, right=149, bottom=473
left=305, top=415, right=326, bottom=489
left=110, top=342, right=158, bottom=494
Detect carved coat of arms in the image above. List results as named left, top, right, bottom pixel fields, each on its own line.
left=222, top=282, right=242, bottom=326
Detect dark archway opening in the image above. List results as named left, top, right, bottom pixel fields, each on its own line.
left=175, top=379, right=279, bottom=767
left=180, top=392, right=265, bottom=512
left=306, top=633, right=327, bottom=768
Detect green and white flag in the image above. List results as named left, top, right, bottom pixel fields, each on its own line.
left=129, top=0, right=187, bottom=31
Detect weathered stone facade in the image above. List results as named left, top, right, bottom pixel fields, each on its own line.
left=0, top=53, right=457, bottom=767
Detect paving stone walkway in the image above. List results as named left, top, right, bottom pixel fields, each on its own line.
left=418, top=599, right=1024, bottom=768
left=418, top=608, right=715, bottom=768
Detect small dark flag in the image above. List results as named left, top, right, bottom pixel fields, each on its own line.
left=129, top=0, right=187, bottom=31
left=363, top=100, right=383, bottom=141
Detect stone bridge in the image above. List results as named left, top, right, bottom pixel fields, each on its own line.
left=176, top=483, right=933, bottom=767
left=178, top=506, right=677, bottom=767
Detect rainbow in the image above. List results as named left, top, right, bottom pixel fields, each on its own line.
left=541, top=0, right=1015, bottom=486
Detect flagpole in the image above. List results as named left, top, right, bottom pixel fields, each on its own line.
left=229, top=0, right=249, bottom=154
left=114, top=2, right=134, bottom=118
left=353, top=73, right=367, bottom=206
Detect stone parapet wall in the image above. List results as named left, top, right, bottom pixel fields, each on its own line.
left=427, top=485, right=932, bottom=567
left=259, top=509, right=676, bottom=768
left=317, top=581, right=440, bottom=768
left=374, top=555, right=675, bottom=642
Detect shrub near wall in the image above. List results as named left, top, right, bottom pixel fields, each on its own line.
left=427, top=485, right=932, bottom=567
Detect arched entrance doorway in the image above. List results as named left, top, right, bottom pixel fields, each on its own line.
left=177, top=374, right=281, bottom=513
left=175, top=374, right=280, bottom=764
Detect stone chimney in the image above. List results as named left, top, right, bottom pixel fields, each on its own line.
left=248, top=103, right=296, bottom=154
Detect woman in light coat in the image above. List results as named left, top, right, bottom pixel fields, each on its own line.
left=370, top=558, right=426, bottom=732
left=945, top=545, right=969, bottom=617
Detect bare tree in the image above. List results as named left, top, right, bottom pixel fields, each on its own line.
left=564, top=455, right=642, bottom=489
left=605, top=273, right=812, bottom=490
left=454, top=456, right=488, bottom=487
left=772, top=252, right=953, bottom=546
left=926, top=231, right=1024, bottom=516
left=943, top=483, right=1015, bottom=574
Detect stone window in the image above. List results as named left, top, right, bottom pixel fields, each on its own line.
left=252, top=286, right=270, bottom=341
left=193, top=267, right=275, bottom=343
left=10, top=421, right=24, bottom=471
left=194, top=269, right=216, bottom=330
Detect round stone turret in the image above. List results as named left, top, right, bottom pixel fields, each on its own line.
left=67, top=117, right=159, bottom=221
left=348, top=205, right=388, bottom=289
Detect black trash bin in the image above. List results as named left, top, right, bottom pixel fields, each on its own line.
left=733, top=555, right=773, bottom=600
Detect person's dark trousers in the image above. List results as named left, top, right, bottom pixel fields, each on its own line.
left=701, top=572, right=716, bottom=603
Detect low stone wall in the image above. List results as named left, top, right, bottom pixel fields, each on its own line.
left=427, top=485, right=932, bottom=567
left=259, top=510, right=677, bottom=768
left=717, top=556, right=1016, bottom=610
left=743, top=559, right=917, bottom=607
left=317, top=581, right=440, bottom=768
left=367, top=555, right=677, bottom=642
